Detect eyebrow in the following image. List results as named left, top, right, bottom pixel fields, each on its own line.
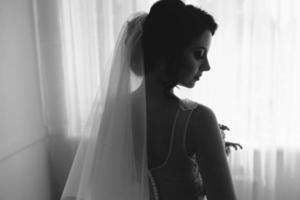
left=193, top=46, right=207, bottom=51
left=193, top=47, right=207, bottom=54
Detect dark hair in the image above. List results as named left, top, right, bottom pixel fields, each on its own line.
left=142, top=0, right=217, bottom=92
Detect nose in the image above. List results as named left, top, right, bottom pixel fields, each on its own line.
left=200, top=57, right=210, bottom=71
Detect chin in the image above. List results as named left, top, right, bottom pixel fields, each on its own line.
left=181, top=82, right=195, bottom=88
left=187, top=84, right=195, bottom=88
left=178, top=79, right=197, bottom=88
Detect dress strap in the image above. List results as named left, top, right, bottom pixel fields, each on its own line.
left=173, top=98, right=199, bottom=159
left=149, top=98, right=199, bottom=171
left=179, top=98, right=199, bottom=111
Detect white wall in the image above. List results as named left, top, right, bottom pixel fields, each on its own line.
left=0, top=0, right=51, bottom=199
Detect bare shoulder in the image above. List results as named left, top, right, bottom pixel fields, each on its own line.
left=179, top=99, right=218, bottom=134
left=188, top=103, right=222, bottom=154
left=179, top=98, right=216, bottom=124
left=192, top=103, right=216, bottom=122
left=190, top=103, right=219, bottom=134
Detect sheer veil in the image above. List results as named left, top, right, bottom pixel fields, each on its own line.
left=61, top=13, right=150, bottom=200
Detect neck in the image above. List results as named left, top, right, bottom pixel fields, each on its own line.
left=144, top=71, right=176, bottom=106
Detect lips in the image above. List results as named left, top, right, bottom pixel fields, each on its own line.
left=193, top=75, right=201, bottom=80
left=193, top=72, right=202, bottom=81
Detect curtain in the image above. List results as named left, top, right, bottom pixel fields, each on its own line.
left=178, top=0, right=300, bottom=199
left=34, top=0, right=300, bottom=199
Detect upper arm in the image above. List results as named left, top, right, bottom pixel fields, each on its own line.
left=189, top=105, right=236, bottom=200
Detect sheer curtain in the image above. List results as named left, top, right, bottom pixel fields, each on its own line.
left=179, top=0, right=300, bottom=199
left=35, top=0, right=300, bottom=199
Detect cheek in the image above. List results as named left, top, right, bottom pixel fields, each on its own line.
left=178, top=62, right=197, bottom=82
left=177, top=54, right=200, bottom=81
left=185, top=57, right=200, bottom=75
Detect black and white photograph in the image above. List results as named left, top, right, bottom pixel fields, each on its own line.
left=1, top=0, right=300, bottom=200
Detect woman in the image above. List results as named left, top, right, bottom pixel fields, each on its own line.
left=142, top=1, right=237, bottom=200
left=61, top=0, right=237, bottom=200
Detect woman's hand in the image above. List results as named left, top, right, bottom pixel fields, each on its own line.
left=225, top=142, right=243, bottom=155
left=218, top=124, right=243, bottom=156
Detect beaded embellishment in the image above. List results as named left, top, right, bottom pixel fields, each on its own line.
left=148, top=170, right=159, bottom=200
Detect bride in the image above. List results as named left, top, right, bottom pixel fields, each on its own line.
left=61, top=0, right=237, bottom=200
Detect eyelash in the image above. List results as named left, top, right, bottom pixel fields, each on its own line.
left=194, top=50, right=206, bottom=59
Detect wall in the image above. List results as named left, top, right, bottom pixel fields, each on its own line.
left=0, top=0, right=51, bottom=199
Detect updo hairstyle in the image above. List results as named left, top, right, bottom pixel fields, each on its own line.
left=142, top=0, right=217, bottom=91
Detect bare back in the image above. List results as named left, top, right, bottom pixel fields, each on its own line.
left=146, top=97, right=195, bottom=169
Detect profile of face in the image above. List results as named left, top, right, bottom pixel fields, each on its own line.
left=176, top=30, right=212, bottom=88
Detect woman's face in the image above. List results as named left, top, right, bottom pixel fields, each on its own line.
left=176, top=30, right=212, bottom=88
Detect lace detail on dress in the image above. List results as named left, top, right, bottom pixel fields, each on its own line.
left=179, top=98, right=199, bottom=111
